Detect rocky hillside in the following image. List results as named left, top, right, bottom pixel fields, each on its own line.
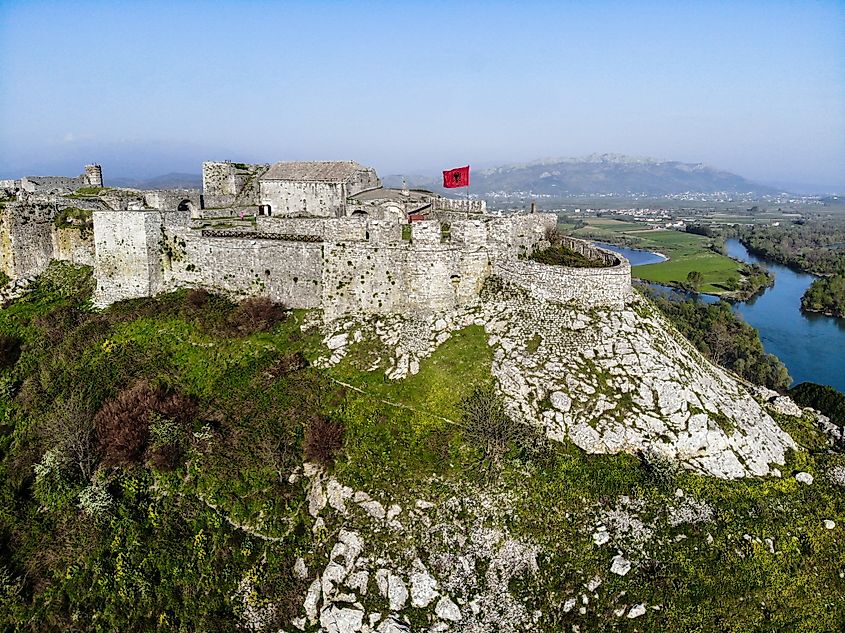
left=385, top=154, right=780, bottom=196
left=0, top=264, right=843, bottom=632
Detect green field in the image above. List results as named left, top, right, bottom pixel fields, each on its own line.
left=571, top=221, right=746, bottom=294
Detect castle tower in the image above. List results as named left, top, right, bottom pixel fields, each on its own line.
left=84, top=164, right=103, bottom=188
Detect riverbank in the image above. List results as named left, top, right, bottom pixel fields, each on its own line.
left=725, top=239, right=845, bottom=392
left=801, top=273, right=845, bottom=319
left=571, top=219, right=771, bottom=297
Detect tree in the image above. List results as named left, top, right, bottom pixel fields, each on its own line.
left=686, top=270, right=704, bottom=292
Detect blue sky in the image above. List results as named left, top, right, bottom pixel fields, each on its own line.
left=1, top=0, right=843, bottom=190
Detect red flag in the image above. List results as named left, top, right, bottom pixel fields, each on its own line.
left=443, top=165, right=470, bottom=188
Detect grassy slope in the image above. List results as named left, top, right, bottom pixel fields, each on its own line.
left=0, top=264, right=843, bottom=632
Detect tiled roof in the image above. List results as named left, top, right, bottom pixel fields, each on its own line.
left=261, top=161, right=367, bottom=182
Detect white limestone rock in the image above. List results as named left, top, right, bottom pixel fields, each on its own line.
left=627, top=603, right=647, bottom=619
left=550, top=390, right=572, bottom=412
left=435, top=596, right=462, bottom=621
left=327, top=479, right=353, bottom=513
left=610, top=554, right=632, bottom=576
left=307, top=481, right=326, bottom=517
left=304, top=578, right=322, bottom=622
left=795, top=472, right=814, bottom=485
left=320, top=606, right=364, bottom=633
left=410, top=563, right=439, bottom=608
left=387, top=573, right=408, bottom=611
left=293, top=557, right=308, bottom=579
left=327, top=333, right=349, bottom=350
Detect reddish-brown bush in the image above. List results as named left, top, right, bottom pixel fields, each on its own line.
left=303, top=415, right=345, bottom=466
left=228, top=297, right=287, bottom=335
left=94, top=379, right=197, bottom=468
left=264, top=352, right=308, bottom=379
left=181, top=288, right=214, bottom=317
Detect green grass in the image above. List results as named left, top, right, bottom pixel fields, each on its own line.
left=1, top=264, right=843, bottom=632
left=573, top=222, right=746, bottom=294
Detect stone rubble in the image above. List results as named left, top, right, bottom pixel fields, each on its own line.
left=299, top=469, right=543, bottom=632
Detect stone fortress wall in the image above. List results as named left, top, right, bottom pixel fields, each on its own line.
left=1, top=160, right=633, bottom=319
left=494, top=237, right=632, bottom=309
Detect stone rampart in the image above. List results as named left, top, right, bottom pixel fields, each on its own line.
left=494, top=249, right=631, bottom=309
left=163, top=230, right=323, bottom=308
left=255, top=217, right=326, bottom=238
left=321, top=241, right=489, bottom=321
left=434, top=198, right=487, bottom=214
left=53, top=227, right=95, bottom=267
left=93, top=211, right=163, bottom=306
left=0, top=202, right=55, bottom=278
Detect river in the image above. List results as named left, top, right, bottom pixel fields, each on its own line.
left=597, top=239, right=845, bottom=391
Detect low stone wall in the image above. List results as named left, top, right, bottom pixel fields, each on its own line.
left=494, top=244, right=631, bottom=308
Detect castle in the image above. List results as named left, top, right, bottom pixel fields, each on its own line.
left=0, top=161, right=631, bottom=319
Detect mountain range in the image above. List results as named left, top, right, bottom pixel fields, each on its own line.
left=383, top=154, right=782, bottom=197
left=103, top=155, right=784, bottom=197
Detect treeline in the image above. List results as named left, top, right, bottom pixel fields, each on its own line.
left=789, top=382, right=845, bottom=428
left=646, top=290, right=791, bottom=390
left=801, top=273, right=845, bottom=318
left=737, top=219, right=845, bottom=275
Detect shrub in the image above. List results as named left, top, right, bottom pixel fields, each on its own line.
left=39, top=392, right=97, bottom=480
left=228, top=297, right=287, bottom=336
left=0, top=334, right=21, bottom=369
left=460, top=384, right=530, bottom=470
left=35, top=305, right=85, bottom=345
left=94, top=380, right=197, bottom=468
left=264, top=352, right=308, bottom=379
left=638, top=447, right=681, bottom=492
left=303, top=415, right=345, bottom=466
left=530, top=244, right=610, bottom=268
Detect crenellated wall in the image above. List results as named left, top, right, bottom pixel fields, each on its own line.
left=89, top=209, right=629, bottom=316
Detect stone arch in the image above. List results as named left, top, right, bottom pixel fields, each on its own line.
left=177, top=199, right=195, bottom=213
left=351, top=209, right=368, bottom=217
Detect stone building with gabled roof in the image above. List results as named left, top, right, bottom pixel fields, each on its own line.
left=258, top=160, right=380, bottom=218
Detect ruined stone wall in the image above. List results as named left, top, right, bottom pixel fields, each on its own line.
left=254, top=217, right=327, bottom=238
left=53, top=227, right=95, bottom=267
left=201, top=162, right=266, bottom=203
left=93, top=211, right=163, bottom=306
left=0, top=202, right=55, bottom=278
left=433, top=198, right=487, bottom=214
left=88, top=210, right=622, bottom=316
left=486, top=213, right=557, bottom=258
left=143, top=190, right=202, bottom=212
left=163, top=229, right=323, bottom=308
left=20, top=175, right=86, bottom=193
left=493, top=255, right=631, bottom=309
left=202, top=162, right=237, bottom=196
left=346, top=168, right=381, bottom=196
left=321, top=240, right=490, bottom=321
left=84, top=164, right=103, bottom=188
left=259, top=181, right=346, bottom=218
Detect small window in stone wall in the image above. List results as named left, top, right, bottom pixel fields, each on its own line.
left=450, top=274, right=461, bottom=286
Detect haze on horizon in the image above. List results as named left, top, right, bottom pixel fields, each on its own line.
left=1, top=0, right=843, bottom=193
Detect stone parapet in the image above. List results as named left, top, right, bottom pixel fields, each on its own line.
left=494, top=244, right=631, bottom=309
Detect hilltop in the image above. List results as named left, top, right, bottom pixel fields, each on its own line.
left=0, top=262, right=842, bottom=632
left=385, top=154, right=781, bottom=197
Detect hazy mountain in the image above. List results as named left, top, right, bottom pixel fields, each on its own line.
left=108, top=173, right=203, bottom=190
left=384, top=154, right=783, bottom=196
